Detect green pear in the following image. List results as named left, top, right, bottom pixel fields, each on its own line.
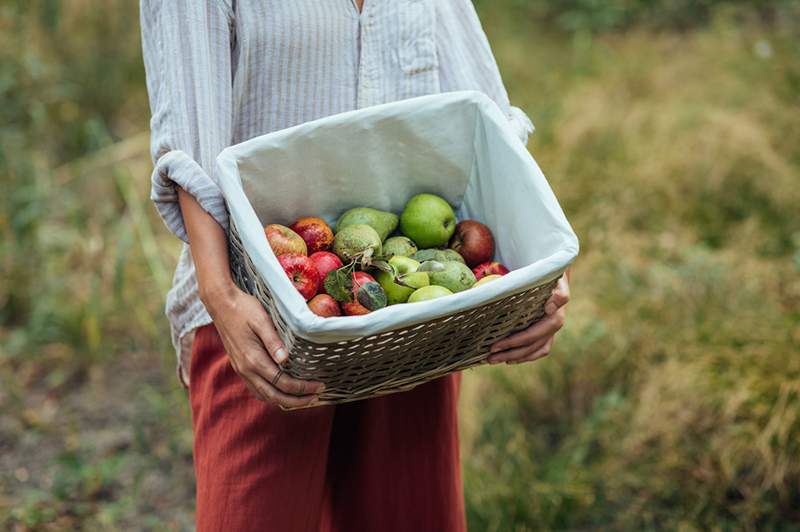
left=383, top=236, right=418, bottom=258
left=412, top=248, right=465, bottom=264
left=400, top=194, right=456, bottom=248
left=332, top=224, right=382, bottom=262
left=336, top=207, right=399, bottom=242
left=428, top=261, right=476, bottom=293
left=407, top=285, right=453, bottom=303
left=376, top=256, right=430, bottom=305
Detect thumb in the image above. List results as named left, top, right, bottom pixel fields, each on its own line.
left=252, top=313, right=288, bottom=365
left=545, top=276, right=570, bottom=315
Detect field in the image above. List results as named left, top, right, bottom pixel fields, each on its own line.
left=1, top=2, right=799, bottom=530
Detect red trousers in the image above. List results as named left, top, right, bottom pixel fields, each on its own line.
left=189, top=324, right=466, bottom=532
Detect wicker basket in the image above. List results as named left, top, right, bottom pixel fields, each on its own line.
left=228, top=217, right=559, bottom=406
left=217, top=91, right=578, bottom=408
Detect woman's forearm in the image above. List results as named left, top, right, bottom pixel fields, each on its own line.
left=177, top=188, right=235, bottom=311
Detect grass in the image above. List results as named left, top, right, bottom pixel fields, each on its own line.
left=1, top=2, right=798, bottom=530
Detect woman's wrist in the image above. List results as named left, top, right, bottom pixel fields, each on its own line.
left=199, top=278, right=238, bottom=315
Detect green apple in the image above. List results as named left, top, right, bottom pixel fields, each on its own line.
left=376, top=256, right=430, bottom=304
left=407, top=285, right=453, bottom=303
left=383, top=236, right=418, bottom=258
left=400, top=193, right=457, bottom=248
left=428, top=261, right=476, bottom=293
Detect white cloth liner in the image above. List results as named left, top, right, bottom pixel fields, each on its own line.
left=216, top=91, right=579, bottom=343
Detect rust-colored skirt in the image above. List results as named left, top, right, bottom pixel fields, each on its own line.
left=189, top=324, right=466, bottom=532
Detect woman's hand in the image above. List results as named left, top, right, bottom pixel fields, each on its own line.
left=203, top=282, right=325, bottom=408
left=176, top=187, right=323, bottom=408
left=487, top=274, right=570, bottom=365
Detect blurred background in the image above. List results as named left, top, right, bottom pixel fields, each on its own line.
left=1, top=0, right=799, bottom=530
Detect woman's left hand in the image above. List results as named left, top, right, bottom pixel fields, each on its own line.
left=487, top=274, right=570, bottom=365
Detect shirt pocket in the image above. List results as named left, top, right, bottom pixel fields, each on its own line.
left=397, top=0, right=438, bottom=76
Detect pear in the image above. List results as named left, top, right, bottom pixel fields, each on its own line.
left=427, top=261, right=476, bottom=293
left=383, top=236, right=418, bottom=258
left=336, top=207, right=399, bottom=242
left=412, top=248, right=466, bottom=264
left=332, top=224, right=382, bottom=262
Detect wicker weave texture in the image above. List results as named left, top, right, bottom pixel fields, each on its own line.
left=229, top=220, right=556, bottom=407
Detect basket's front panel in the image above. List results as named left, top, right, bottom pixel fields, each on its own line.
left=230, top=221, right=557, bottom=406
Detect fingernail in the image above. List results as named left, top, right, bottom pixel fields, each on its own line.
left=275, top=348, right=287, bottom=363
left=490, top=345, right=501, bottom=353
left=310, top=397, right=320, bottom=405
left=545, top=302, right=557, bottom=315
left=317, top=384, right=326, bottom=394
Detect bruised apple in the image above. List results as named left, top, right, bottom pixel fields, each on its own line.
left=308, top=294, right=341, bottom=317
left=265, top=224, right=307, bottom=256
left=472, top=261, right=510, bottom=280
left=342, top=271, right=376, bottom=315
left=290, top=217, right=334, bottom=254
left=277, top=253, right=320, bottom=300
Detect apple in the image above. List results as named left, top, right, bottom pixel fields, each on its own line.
left=308, top=294, right=342, bottom=317
left=399, top=193, right=457, bottom=248
left=473, top=274, right=502, bottom=287
left=343, top=271, right=376, bottom=315
left=290, top=217, right=334, bottom=254
left=277, top=253, right=320, bottom=300
left=309, top=251, right=343, bottom=284
left=472, top=261, right=510, bottom=280
left=265, top=224, right=307, bottom=256
left=449, top=220, right=495, bottom=267
left=376, top=256, right=430, bottom=305
left=407, top=285, right=453, bottom=303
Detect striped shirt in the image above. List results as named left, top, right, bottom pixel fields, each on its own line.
left=140, top=0, right=533, bottom=384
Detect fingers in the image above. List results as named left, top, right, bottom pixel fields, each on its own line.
left=248, top=373, right=320, bottom=409
left=544, top=275, right=571, bottom=315
left=490, top=310, right=565, bottom=354
left=251, top=312, right=289, bottom=365
left=507, top=338, right=554, bottom=365
left=487, top=334, right=549, bottom=364
left=237, top=343, right=325, bottom=397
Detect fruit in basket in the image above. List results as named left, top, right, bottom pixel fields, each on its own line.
left=277, top=253, right=320, bottom=300
left=308, top=294, right=342, bottom=317
left=382, top=236, right=418, bottom=258
left=356, top=281, right=388, bottom=311
left=309, top=251, right=343, bottom=283
left=449, top=220, right=495, bottom=267
left=427, top=261, right=476, bottom=293
left=407, top=285, right=453, bottom=303
left=336, top=207, right=398, bottom=241
left=376, top=256, right=430, bottom=305
left=472, top=261, right=510, bottom=280
left=473, top=274, right=502, bottom=287
left=399, top=193, right=457, bottom=248
left=290, top=217, right=334, bottom=253
left=341, top=271, right=377, bottom=315
left=265, top=224, right=307, bottom=256
left=332, top=224, right=382, bottom=262
left=412, top=248, right=465, bottom=264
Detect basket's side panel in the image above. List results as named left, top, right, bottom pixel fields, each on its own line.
left=229, top=219, right=556, bottom=407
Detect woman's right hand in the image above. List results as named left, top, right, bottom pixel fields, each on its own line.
left=202, top=282, right=325, bottom=409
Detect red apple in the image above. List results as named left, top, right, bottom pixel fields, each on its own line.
left=278, top=253, right=320, bottom=300
left=449, top=220, right=495, bottom=267
left=290, top=217, right=334, bottom=254
left=309, top=251, right=343, bottom=283
left=472, top=261, right=510, bottom=280
left=308, top=294, right=342, bottom=317
left=265, top=224, right=307, bottom=256
left=343, top=271, right=376, bottom=315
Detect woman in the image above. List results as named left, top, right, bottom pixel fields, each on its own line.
left=141, top=1, right=570, bottom=530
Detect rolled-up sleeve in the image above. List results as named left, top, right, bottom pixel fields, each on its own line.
left=140, top=0, right=234, bottom=242
left=436, top=0, right=535, bottom=145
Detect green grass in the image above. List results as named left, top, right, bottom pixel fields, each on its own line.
left=1, top=2, right=799, bottom=530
